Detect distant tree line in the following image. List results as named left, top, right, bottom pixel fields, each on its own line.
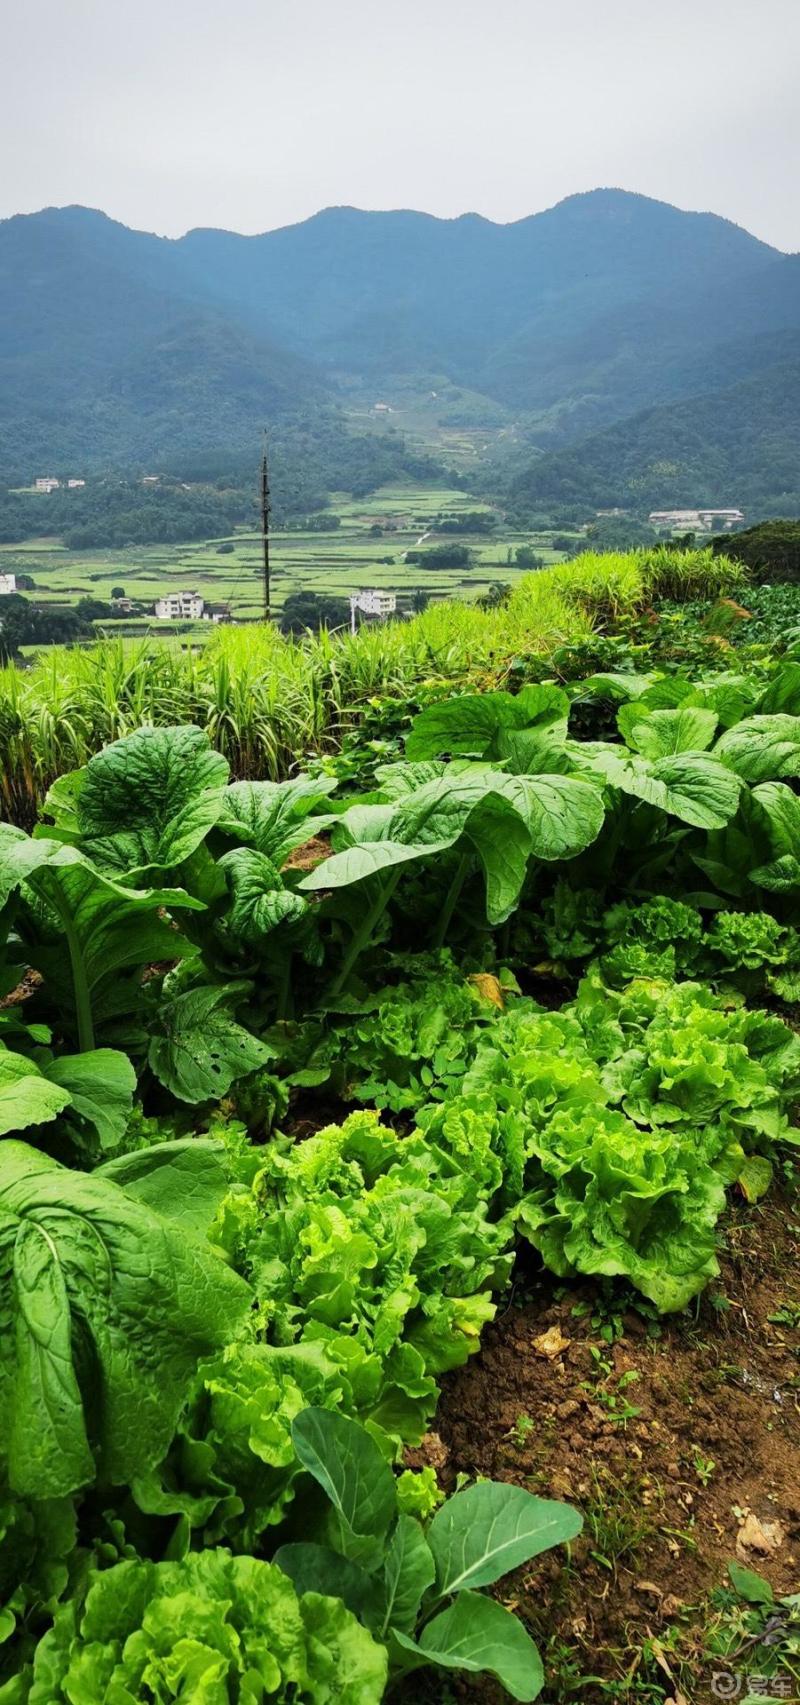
left=406, top=543, right=472, bottom=569
left=0, top=595, right=91, bottom=663
left=0, top=418, right=454, bottom=549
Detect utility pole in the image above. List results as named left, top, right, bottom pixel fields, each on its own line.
left=259, top=432, right=271, bottom=622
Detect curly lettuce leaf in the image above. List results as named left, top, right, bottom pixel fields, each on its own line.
left=23, top=1550, right=387, bottom=1703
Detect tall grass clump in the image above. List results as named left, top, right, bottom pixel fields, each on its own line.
left=638, top=545, right=748, bottom=603
left=0, top=548, right=748, bottom=823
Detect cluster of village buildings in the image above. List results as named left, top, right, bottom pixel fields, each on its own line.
left=34, top=476, right=85, bottom=492
left=647, top=508, right=744, bottom=531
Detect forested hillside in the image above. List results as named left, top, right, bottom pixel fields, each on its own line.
left=2, top=190, right=796, bottom=479
left=510, top=353, right=800, bottom=515
left=2, top=189, right=798, bottom=514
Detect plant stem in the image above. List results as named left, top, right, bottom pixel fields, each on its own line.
left=432, top=850, right=473, bottom=951
left=38, top=880, right=95, bottom=1052
left=330, top=868, right=401, bottom=996
left=62, top=916, right=95, bottom=1052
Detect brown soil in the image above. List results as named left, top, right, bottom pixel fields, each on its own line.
left=401, top=1191, right=800, bottom=1703
left=0, top=968, right=42, bottom=1008
left=282, top=835, right=332, bottom=873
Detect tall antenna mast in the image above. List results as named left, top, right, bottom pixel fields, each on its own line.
left=259, top=431, right=271, bottom=622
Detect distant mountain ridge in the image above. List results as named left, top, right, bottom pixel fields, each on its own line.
left=0, top=189, right=797, bottom=491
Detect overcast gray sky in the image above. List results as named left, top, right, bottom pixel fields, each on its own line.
left=3, top=0, right=799, bottom=249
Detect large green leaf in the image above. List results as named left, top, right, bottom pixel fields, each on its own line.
left=759, top=663, right=800, bottom=715
left=148, top=981, right=273, bottom=1103
left=618, top=705, right=719, bottom=758
left=95, top=1137, right=231, bottom=1233
left=507, top=774, right=606, bottom=860
left=0, top=825, right=55, bottom=910
left=578, top=748, right=740, bottom=829
left=0, top=1048, right=70, bottom=1137
left=216, top=775, right=337, bottom=863
left=76, top=725, right=230, bottom=879
left=714, top=715, right=800, bottom=782
left=458, top=794, right=534, bottom=924
left=394, top=1591, right=544, bottom=1701
left=0, top=1140, right=251, bottom=1497
left=569, top=672, right=655, bottom=705
left=45, top=1048, right=136, bottom=1151
left=406, top=685, right=568, bottom=760
left=12, top=842, right=202, bottom=1042
left=748, top=782, right=800, bottom=892
left=291, top=1408, right=397, bottom=1570
left=300, top=767, right=604, bottom=923
left=382, top=1513, right=435, bottom=1634
left=427, top=1481, right=582, bottom=1595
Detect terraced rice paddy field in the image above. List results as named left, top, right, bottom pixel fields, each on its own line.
left=0, top=483, right=572, bottom=631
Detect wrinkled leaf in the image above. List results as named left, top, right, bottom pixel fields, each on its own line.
left=76, top=725, right=230, bottom=879
left=0, top=1140, right=251, bottom=1497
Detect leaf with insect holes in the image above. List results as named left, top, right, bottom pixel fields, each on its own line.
left=148, top=981, right=273, bottom=1103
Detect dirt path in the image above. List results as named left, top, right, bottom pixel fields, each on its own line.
left=402, top=1191, right=800, bottom=1702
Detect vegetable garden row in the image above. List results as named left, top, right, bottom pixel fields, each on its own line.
left=1, top=557, right=799, bottom=1700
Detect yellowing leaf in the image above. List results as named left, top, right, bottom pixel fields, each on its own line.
left=737, top=1156, right=773, bottom=1203
left=469, top=973, right=505, bottom=1011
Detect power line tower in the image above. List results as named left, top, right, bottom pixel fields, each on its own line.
left=259, top=433, right=271, bottom=622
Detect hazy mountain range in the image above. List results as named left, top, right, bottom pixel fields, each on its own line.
left=1, top=188, right=798, bottom=506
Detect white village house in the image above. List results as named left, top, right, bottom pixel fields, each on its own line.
left=154, top=590, right=205, bottom=620
left=0, top=573, right=17, bottom=596
left=34, top=477, right=60, bottom=493
left=349, top=588, right=396, bottom=633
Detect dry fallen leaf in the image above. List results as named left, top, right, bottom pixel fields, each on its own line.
left=736, top=1511, right=785, bottom=1558
left=649, top=1639, right=675, bottom=1681
left=418, top=1432, right=449, bottom=1471
left=533, top=1325, right=571, bottom=1359
left=634, top=1580, right=664, bottom=1598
